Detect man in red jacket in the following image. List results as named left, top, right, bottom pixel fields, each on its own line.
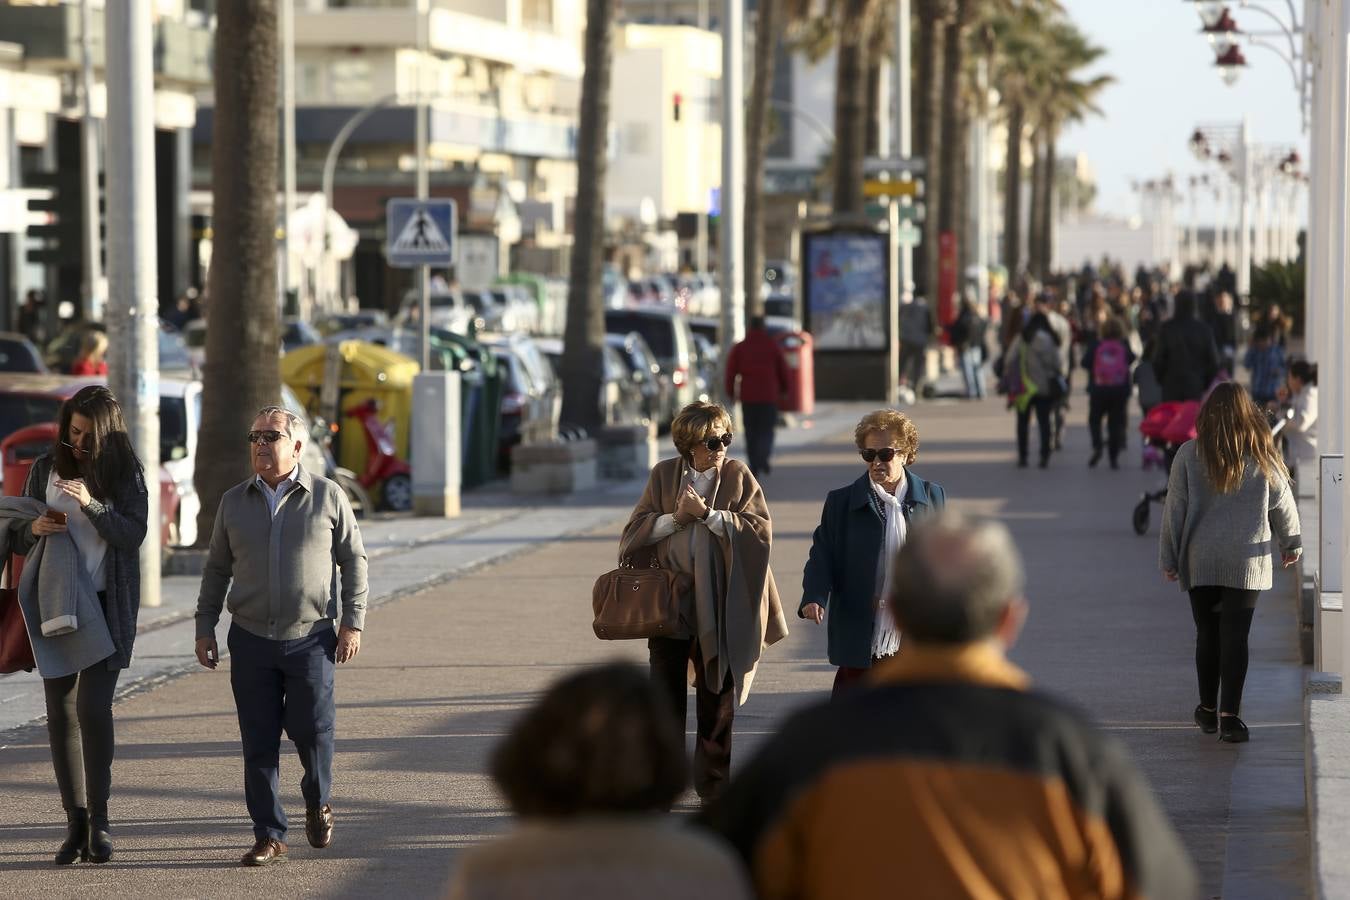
left=725, top=317, right=790, bottom=477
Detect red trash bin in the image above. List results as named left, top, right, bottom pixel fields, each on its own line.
left=3, top=424, right=58, bottom=585
left=776, top=330, right=815, bottom=415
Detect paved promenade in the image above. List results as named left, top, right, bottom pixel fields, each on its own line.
left=0, top=396, right=1308, bottom=898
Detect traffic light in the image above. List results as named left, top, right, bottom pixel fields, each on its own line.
left=25, top=170, right=82, bottom=266
left=672, top=92, right=682, bottom=122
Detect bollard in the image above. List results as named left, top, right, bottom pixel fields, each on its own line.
left=412, top=371, right=461, bottom=517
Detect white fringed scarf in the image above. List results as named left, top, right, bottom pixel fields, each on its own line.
left=871, top=477, right=908, bottom=659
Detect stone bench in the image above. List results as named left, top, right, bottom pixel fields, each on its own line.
left=596, top=424, right=658, bottom=481
left=510, top=438, right=598, bottom=495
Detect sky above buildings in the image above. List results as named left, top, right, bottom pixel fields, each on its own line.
left=1057, top=0, right=1306, bottom=225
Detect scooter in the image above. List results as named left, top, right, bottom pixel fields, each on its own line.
left=344, top=398, right=413, bottom=512
left=310, top=416, right=373, bottom=518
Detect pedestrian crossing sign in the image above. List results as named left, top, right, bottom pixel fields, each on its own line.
left=385, top=198, right=457, bottom=268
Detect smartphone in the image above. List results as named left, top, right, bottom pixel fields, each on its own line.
left=45, top=510, right=67, bottom=526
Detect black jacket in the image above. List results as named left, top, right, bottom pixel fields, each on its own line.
left=1152, top=300, right=1220, bottom=403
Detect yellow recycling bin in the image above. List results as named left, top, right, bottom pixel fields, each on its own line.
left=281, top=341, right=420, bottom=488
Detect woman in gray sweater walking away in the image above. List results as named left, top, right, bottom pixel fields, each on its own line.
left=1160, top=383, right=1301, bottom=743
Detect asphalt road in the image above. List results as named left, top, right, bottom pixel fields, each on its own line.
left=0, top=394, right=1308, bottom=899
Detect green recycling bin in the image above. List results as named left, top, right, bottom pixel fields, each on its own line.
left=429, top=327, right=502, bottom=489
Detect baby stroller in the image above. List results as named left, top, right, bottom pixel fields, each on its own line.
left=1131, top=400, right=1200, bottom=535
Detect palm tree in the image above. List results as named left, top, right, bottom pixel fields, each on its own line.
left=913, top=0, right=944, bottom=295
left=1026, top=21, right=1111, bottom=276
left=831, top=0, right=882, bottom=217
left=988, top=4, right=1049, bottom=276
left=559, top=0, right=617, bottom=434
left=194, top=0, right=281, bottom=544
left=745, top=0, right=782, bottom=321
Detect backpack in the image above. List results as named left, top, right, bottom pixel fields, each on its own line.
left=1092, top=339, right=1130, bottom=388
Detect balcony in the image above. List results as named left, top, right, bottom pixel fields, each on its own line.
left=0, top=3, right=212, bottom=86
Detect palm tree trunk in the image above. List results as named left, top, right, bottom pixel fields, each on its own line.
left=1002, top=101, right=1023, bottom=274
left=195, top=0, right=280, bottom=544
left=865, top=56, right=882, bottom=156
left=954, top=98, right=971, bottom=293
left=935, top=0, right=970, bottom=317
left=559, top=0, right=616, bottom=433
left=913, top=0, right=942, bottom=296
left=744, top=0, right=779, bottom=321
left=831, top=0, right=876, bottom=216
left=1026, top=131, right=1043, bottom=277
left=1038, top=129, right=1057, bottom=277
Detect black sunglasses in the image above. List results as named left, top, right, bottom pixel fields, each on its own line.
left=860, top=448, right=900, bottom=464
left=247, top=430, right=287, bottom=445
left=701, top=433, right=733, bottom=452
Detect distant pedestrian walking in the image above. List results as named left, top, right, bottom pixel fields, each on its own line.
left=999, top=313, right=1063, bottom=468
left=68, top=330, right=108, bottom=377
left=1242, top=324, right=1286, bottom=408
left=1160, top=383, right=1302, bottom=744
left=9, top=386, right=149, bottom=865
left=194, top=406, right=369, bottom=866
left=619, top=402, right=787, bottom=801
left=447, top=663, right=753, bottom=900
left=724, top=317, right=789, bottom=477
left=800, top=410, right=945, bottom=696
left=1276, top=360, right=1318, bottom=478
left=1152, top=291, right=1221, bottom=403
left=1082, top=316, right=1137, bottom=469
left=897, top=295, right=935, bottom=398
left=704, top=513, right=1199, bottom=900
left=948, top=296, right=988, bottom=399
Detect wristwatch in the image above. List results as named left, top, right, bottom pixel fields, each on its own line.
left=700, top=507, right=713, bottom=523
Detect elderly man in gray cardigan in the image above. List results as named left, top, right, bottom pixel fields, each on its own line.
left=194, top=406, right=368, bottom=866
left=1159, top=423, right=1301, bottom=744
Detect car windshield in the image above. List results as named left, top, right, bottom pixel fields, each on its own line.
left=605, top=312, right=674, bottom=359
left=159, top=330, right=193, bottom=370
left=0, top=339, right=42, bottom=373
left=0, top=394, right=62, bottom=443
left=627, top=338, right=657, bottom=374
left=159, top=396, right=189, bottom=457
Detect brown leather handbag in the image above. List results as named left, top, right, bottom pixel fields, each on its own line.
left=592, top=547, right=687, bottom=640
left=0, top=554, right=35, bottom=674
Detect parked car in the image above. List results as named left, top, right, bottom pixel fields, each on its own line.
left=396, top=289, right=476, bottom=334
left=0, top=374, right=183, bottom=548
left=281, top=317, right=323, bottom=355
left=488, top=286, right=539, bottom=334
left=315, top=310, right=390, bottom=337
left=479, top=334, right=560, bottom=467
left=605, top=331, right=672, bottom=429
left=690, top=333, right=719, bottom=403
left=461, top=289, right=504, bottom=332
left=42, top=320, right=191, bottom=376
left=533, top=338, right=646, bottom=429
left=0, top=333, right=46, bottom=374
left=604, top=307, right=699, bottom=416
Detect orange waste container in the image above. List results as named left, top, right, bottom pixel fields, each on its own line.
left=776, top=330, right=815, bottom=415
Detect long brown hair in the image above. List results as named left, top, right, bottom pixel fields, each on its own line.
left=53, top=385, right=145, bottom=501
left=1195, top=382, right=1287, bottom=494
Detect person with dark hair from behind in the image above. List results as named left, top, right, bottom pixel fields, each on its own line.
left=447, top=663, right=753, bottom=900
left=1152, top=290, right=1220, bottom=403
left=724, top=316, right=790, bottom=477
left=701, top=513, right=1199, bottom=900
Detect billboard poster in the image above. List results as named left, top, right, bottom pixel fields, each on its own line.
left=803, top=231, right=889, bottom=350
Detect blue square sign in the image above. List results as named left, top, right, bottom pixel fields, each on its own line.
left=386, top=198, right=457, bottom=268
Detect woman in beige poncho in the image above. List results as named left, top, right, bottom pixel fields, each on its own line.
left=619, top=401, right=788, bottom=802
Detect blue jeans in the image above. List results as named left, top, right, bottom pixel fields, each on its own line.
left=960, top=347, right=987, bottom=398
left=228, top=623, right=337, bottom=841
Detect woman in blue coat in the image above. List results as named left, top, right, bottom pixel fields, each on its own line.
left=801, top=409, right=946, bottom=696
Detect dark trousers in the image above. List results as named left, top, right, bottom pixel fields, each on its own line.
left=831, top=659, right=884, bottom=698
left=1088, top=391, right=1130, bottom=460
left=649, top=636, right=735, bottom=798
left=742, top=402, right=779, bottom=477
left=1188, top=587, right=1260, bottom=715
left=228, top=623, right=337, bottom=841
left=899, top=343, right=926, bottom=391
left=44, top=635, right=120, bottom=815
left=1016, top=396, right=1055, bottom=463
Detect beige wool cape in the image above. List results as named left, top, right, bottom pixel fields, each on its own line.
left=620, top=457, right=788, bottom=705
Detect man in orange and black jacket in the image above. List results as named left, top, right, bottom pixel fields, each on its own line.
left=700, top=513, right=1198, bottom=900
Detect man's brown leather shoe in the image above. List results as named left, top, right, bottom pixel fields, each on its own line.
left=305, top=804, right=334, bottom=849
left=241, top=837, right=287, bottom=867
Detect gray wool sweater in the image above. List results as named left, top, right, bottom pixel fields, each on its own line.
left=1159, top=440, right=1302, bottom=592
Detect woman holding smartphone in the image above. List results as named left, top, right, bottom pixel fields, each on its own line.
left=15, top=385, right=148, bottom=864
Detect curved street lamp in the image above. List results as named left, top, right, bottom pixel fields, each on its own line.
left=1202, top=8, right=1242, bottom=54
left=1215, top=45, right=1249, bottom=85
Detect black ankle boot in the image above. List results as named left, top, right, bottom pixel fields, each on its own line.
left=87, top=813, right=112, bottom=864
left=1218, top=715, right=1250, bottom=744
left=55, top=807, right=88, bottom=865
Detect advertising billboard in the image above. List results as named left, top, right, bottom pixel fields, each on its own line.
left=802, top=231, right=889, bottom=351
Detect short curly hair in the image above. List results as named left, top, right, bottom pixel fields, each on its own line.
left=854, top=409, right=920, bottom=465
left=671, top=401, right=733, bottom=463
